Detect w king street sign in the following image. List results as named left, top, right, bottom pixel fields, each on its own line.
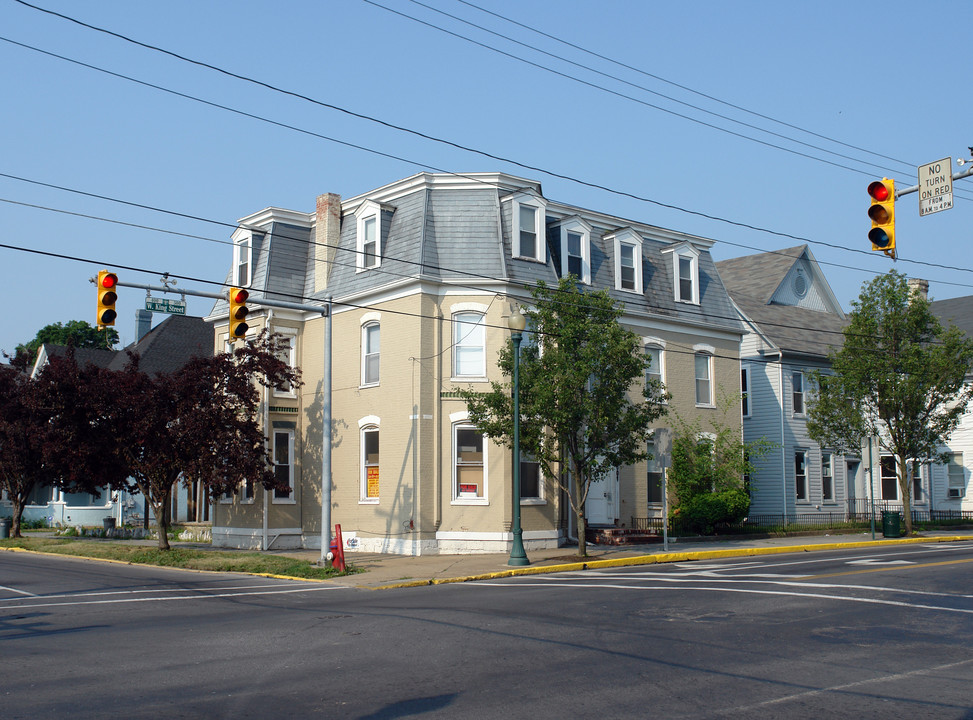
left=145, top=296, right=187, bottom=315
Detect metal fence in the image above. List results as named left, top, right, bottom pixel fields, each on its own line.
left=632, top=507, right=973, bottom=535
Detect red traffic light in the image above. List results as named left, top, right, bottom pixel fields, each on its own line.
left=230, top=288, right=249, bottom=306
left=100, top=273, right=117, bottom=289
left=867, top=181, right=891, bottom=202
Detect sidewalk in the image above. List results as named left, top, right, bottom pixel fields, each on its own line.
left=268, top=530, right=973, bottom=589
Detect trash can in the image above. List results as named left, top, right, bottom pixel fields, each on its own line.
left=103, top=517, right=116, bottom=531
left=882, top=510, right=902, bottom=538
left=0, top=517, right=10, bottom=539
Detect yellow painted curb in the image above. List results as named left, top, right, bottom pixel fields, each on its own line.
left=371, top=535, right=973, bottom=590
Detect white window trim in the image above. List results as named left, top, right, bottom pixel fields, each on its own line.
left=452, top=311, right=487, bottom=381
left=355, top=199, right=382, bottom=272
left=557, top=217, right=592, bottom=284
left=452, top=421, right=489, bottom=505
left=821, top=451, right=835, bottom=503
left=662, top=242, right=701, bottom=305
left=272, top=329, right=298, bottom=398
left=271, top=429, right=296, bottom=505
left=361, top=320, right=380, bottom=388
left=506, top=191, right=548, bottom=263
left=643, top=336, right=667, bottom=404
left=741, top=363, right=751, bottom=418
left=693, top=344, right=715, bottom=408
left=608, top=229, right=643, bottom=294
left=232, top=228, right=253, bottom=288
left=359, top=422, right=380, bottom=504
left=792, top=371, right=806, bottom=417
left=795, top=449, right=808, bottom=502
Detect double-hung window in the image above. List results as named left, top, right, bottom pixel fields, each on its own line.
left=356, top=200, right=382, bottom=271
left=272, top=429, right=295, bottom=503
left=822, top=452, right=834, bottom=501
left=948, top=453, right=965, bottom=498
left=453, top=312, right=486, bottom=378
left=361, top=425, right=380, bottom=502
left=362, top=321, right=380, bottom=386
left=232, top=229, right=254, bottom=288
left=663, top=242, right=700, bottom=304
left=646, top=434, right=663, bottom=505
left=792, top=372, right=805, bottom=415
left=644, top=338, right=666, bottom=402
left=694, top=347, right=714, bottom=407
left=272, top=331, right=297, bottom=397
left=454, top=424, right=487, bottom=502
left=508, top=192, right=547, bottom=262
left=795, top=449, right=808, bottom=501
left=610, top=230, right=643, bottom=294
left=557, top=217, right=592, bottom=284
left=741, top=365, right=751, bottom=418
left=880, top=456, right=898, bottom=500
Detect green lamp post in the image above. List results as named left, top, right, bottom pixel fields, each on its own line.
left=508, top=307, right=530, bottom=567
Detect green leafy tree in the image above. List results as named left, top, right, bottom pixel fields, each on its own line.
left=807, top=271, right=973, bottom=534
left=460, top=278, right=667, bottom=558
left=8, top=320, right=119, bottom=372
left=666, top=402, right=774, bottom=535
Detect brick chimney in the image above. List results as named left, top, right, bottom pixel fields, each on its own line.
left=908, top=277, right=929, bottom=301
left=315, top=193, right=341, bottom=293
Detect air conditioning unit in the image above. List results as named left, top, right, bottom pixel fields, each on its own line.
left=948, top=487, right=964, bottom=498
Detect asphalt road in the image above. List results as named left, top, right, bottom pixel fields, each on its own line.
left=2, top=542, right=972, bottom=719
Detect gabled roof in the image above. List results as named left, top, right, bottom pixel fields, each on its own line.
left=33, top=316, right=213, bottom=378
left=931, top=295, right=973, bottom=337
left=717, top=246, right=846, bottom=360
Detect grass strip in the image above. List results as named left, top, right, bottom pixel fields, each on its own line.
left=0, top=537, right=356, bottom=580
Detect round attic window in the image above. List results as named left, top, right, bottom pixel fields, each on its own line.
left=793, top=272, right=808, bottom=297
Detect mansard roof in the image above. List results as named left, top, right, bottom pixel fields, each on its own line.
left=211, top=172, right=743, bottom=336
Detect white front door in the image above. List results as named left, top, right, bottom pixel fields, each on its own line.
left=586, top=468, right=618, bottom=526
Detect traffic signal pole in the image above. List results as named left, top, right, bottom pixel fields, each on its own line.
left=890, top=164, right=973, bottom=198
left=97, top=274, right=335, bottom=567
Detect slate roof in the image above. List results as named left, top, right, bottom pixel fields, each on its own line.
left=716, top=246, right=846, bottom=360
left=931, top=295, right=973, bottom=337
left=37, top=316, right=213, bottom=377
left=212, top=173, right=743, bottom=336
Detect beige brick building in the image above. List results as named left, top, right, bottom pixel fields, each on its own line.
left=207, top=173, right=744, bottom=554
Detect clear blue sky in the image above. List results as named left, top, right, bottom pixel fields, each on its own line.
left=2, top=0, right=972, bottom=356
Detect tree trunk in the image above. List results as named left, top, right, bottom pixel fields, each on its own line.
left=10, top=495, right=25, bottom=539
left=151, top=487, right=172, bottom=551
left=899, top=460, right=913, bottom=535
left=575, top=476, right=587, bottom=558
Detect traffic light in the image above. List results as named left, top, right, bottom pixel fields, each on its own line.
left=96, top=270, right=118, bottom=328
left=868, top=178, right=896, bottom=258
left=228, top=287, right=249, bottom=340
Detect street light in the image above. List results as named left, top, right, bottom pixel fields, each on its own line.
left=508, top=306, right=530, bottom=566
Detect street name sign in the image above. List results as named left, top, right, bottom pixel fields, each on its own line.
left=145, top=297, right=187, bottom=315
left=918, top=157, right=952, bottom=216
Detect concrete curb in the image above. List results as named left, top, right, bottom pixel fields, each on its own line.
left=371, top=534, right=973, bottom=590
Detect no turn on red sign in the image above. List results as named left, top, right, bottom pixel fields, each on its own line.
left=918, top=157, right=952, bottom=216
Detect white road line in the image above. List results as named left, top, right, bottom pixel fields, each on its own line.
left=0, top=581, right=312, bottom=604
left=721, top=657, right=973, bottom=713
left=0, top=585, right=344, bottom=611
left=0, top=585, right=37, bottom=597
left=475, top=581, right=973, bottom=614
left=531, top=573, right=973, bottom=599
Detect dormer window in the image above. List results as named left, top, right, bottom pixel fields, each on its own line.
left=232, top=229, right=253, bottom=288
left=355, top=200, right=382, bottom=271
left=663, top=242, right=700, bottom=305
left=557, top=217, right=592, bottom=284
left=608, top=229, right=643, bottom=294
left=506, top=191, right=548, bottom=263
